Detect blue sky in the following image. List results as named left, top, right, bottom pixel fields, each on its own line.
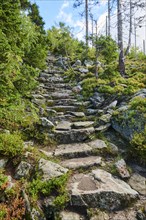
left=30, top=0, right=108, bottom=40
left=30, top=0, right=146, bottom=49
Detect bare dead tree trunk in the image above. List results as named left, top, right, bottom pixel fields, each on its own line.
left=117, top=0, right=125, bottom=76
left=108, top=0, right=111, bottom=36
left=95, top=20, right=98, bottom=79
left=85, top=0, right=88, bottom=49
left=125, top=0, right=133, bottom=55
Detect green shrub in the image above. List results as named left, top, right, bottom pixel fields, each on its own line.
left=131, top=126, right=146, bottom=162
left=0, top=133, right=23, bottom=157
left=28, top=173, right=69, bottom=210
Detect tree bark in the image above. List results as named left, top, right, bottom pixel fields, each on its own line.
left=85, top=0, right=88, bottom=48
left=125, top=0, right=133, bottom=55
left=117, top=0, right=125, bottom=76
left=108, top=0, right=111, bottom=36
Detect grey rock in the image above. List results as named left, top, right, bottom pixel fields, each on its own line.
left=79, top=68, right=88, bottom=73
left=68, top=169, right=138, bottom=211
left=128, top=173, right=146, bottom=195
left=54, top=127, right=95, bottom=144
left=111, top=110, right=145, bottom=141
left=32, top=94, right=44, bottom=99
left=132, top=89, right=146, bottom=99
left=56, top=121, right=71, bottom=131
left=70, top=112, right=85, bottom=117
left=99, top=114, right=112, bottom=124
left=106, top=100, right=118, bottom=110
left=40, top=117, right=55, bottom=128
left=88, top=139, right=107, bottom=150
left=95, top=123, right=111, bottom=132
left=61, top=156, right=102, bottom=169
left=60, top=211, right=85, bottom=220
left=38, top=158, right=68, bottom=181
left=51, top=105, right=77, bottom=112
left=15, top=161, right=32, bottom=179
left=91, top=92, right=105, bottom=104
left=87, top=109, right=98, bottom=115
left=115, top=159, right=130, bottom=178
left=72, top=85, right=82, bottom=93
left=55, top=143, right=93, bottom=158
left=71, top=121, right=94, bottom=129
left=0, top=158, right=8, bottom=168
left=72, top=60, right=82, bottom=67
left=109, top=143, right=119, bottom=155
left=31, top=208, right=46, bottom=220
left=84, top=60, right=93, bottom=67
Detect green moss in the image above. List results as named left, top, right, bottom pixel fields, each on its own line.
left=0, top=133, right=23, bottom=157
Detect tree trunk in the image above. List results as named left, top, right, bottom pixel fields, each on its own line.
left=117, top=0, right=125, bottom=76
left=85, top=0, right=88, bottom=48
left=108, top=0, right=111, bottom=36
left=125, top=0, right=133, bottom=55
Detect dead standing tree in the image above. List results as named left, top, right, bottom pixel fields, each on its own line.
left=117, top=0, right=125, bottom=76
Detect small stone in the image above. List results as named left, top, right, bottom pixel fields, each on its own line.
left=88, top=139, right=107, bottom=149
left=0, top=158, right=8, bottom=168
left=39, top=158, right=68, bottom=181
left=60, top=211, right=85, bottom=220
left=115, top=159, right=130, bottom=178
left=79, top=68, right=88, bottom=73
left=40, top=117, right=55, bottom=128
left=70, top=112, right=85, bottom=117
left=95, top=123, right=111, bottom=132
left=71, top=121, right=94, bottom=129
left=128, top=173, right=146, bottom=195
left=15, top=161, right=32, bottom=179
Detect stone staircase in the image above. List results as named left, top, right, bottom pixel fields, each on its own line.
left=32, top=55, right=146, bottom=219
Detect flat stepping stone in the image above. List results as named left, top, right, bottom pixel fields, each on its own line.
left=50, top=105, right=78, bottom=112
left=54, top=127, right=95, bottom=144
left=59, top=211, right=85, bottom=220
left=68, top=169, right=138, bottom=210
left=128, top=173, right=146, bottom=195
left=61, top=156, right=102, bottom=169
left=87, top=139, right=107, bottom=149
left=56, top=121, right=71, bottom=131
left=54, top=138, right=107, bottom=158
left=38, top=158, right=68, bottom=181
left=50, top=92, right=73, bottom=100
left=70, top=112, right=85, bottom=117
left=54, top=143, right=93, bottom=158
left=55, top=99, right=78, bottom=105
left=71, top=121, right=94, bottom=129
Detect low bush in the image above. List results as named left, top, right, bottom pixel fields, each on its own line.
left=0, top=133, right=23, bottom=157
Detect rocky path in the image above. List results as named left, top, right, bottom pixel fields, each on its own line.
left=32, top=55, right=146, bottom=220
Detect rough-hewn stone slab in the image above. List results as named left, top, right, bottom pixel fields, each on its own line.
left=71, top=121, right=94, bottom=129
left=54, top=127, right=95, bottom=144
left=54, top=143, right=93, bottom=158
left=56, top=121, right=71, bottom=131
left=38, top=158, right=68, bottom=181
left=87, top=139, right=107, bottom=149
left=68, top=169, right=138, bottom=211
left=61, top=156, right=102, bottom=169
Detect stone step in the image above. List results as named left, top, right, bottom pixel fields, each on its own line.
left=46, top=99, right=78, bottom=106
left=71, top=121, right=94, bottom=129
left=68, top=169, right=138, bottom=210
left=56, top=121, right=71, bottom=131
left=43, top=83, right=71, bottom=89
left=49, top=92, right=73, bottom=100
left=54, top=139, right=107, bottom=158
left=49, top=105, right=78, bottom=112
left=60, top=156, right=102, bottom=169
left=54, top=127, right=95, bottom=144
